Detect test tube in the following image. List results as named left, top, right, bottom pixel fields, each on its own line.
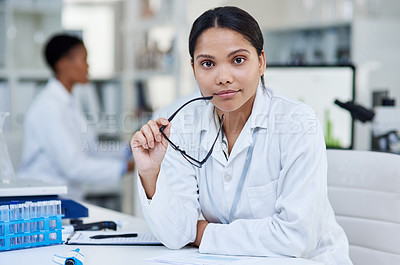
left=29, top=202, right=38, bottom=243
left=37, top=202, right=44, bottom=230
left=56, top=200, right=62, bottom=230
left=56, top=200, right=62, bottom=215
left=15, top=204, right=23, bottom=245
left=43, top=201, right=49, bottom=217
left=38, top=232, right=44, bottom=243
left=24, top=202, right=31, bottom=232
left=49, top=202, right=58, bottom=239
left=36, top=201, right=42, bottom=218
left=0, top=207, right=2, bottom=239
left=49, top=201, right=56, bottom=229
left=9, top=205, right=16, bottom=234
left=9, top=205, right=16, bottom=245
left=17, top=204, right=24, bottom=234
left=0, top=206, right=5, bottom=247
left=49, top=232, right=57, bottom=241
left=50, top=201, right=55, bottom=215
left=45, top=201, right=50, bottom=217
left=0, top=206, right=4, bottom=236
left=38, top=201, right=46, bottom=243
left=29, top=202, right=37, bottom=232
left=44, top=201, right=50, bottom=232
left=23, top=202, right=31, bottom=244
left=0, top=205, right=9, bottom=237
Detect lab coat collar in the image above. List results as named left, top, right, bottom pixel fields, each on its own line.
left=249, top=85, right=271, bottom=130
left=200, top=84, right=271, bottom=132
left=47, top=78, right=76, bottom=106
left=199, top=84, right=271, bottom=164
left=199, top=100, right=226, bottom=165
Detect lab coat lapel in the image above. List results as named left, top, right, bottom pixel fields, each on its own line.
left=199, top=85, right=271, bottom=166
left=228, top=123, right=253, bottom=161
left=200, top=103, right=227, bottom=166
left=227, top=85, right=271, bottom=160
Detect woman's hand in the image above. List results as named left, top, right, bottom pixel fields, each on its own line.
left=130, top=118, right=171, bottom=198
left=192, top=220, right=209, bottom=247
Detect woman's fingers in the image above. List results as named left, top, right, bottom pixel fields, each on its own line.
left=130, top=119, right=170, bottom=181
left=131, top=119, right=171, bottom=150
left=140, top=123, right=156, bottom=148
left=156, top=118, right=171, bottom=148
left=156, top=118, right=171, bottom=137
left=148, top=120, right=162, bottom=143
left=131, top=130, right=147, bottom=149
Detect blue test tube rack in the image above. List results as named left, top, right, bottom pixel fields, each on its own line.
left=0, top=200, right=63, bottom=251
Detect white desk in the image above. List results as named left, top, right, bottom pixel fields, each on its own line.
left=1, top=203, right=322, bottom=265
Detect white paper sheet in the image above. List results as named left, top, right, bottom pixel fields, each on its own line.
left=66, top=231, right=162, bottom=245
left=144, top=248, right=271, bottom=265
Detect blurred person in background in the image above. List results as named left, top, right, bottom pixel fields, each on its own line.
left=19, top=34, right=134, bottom=199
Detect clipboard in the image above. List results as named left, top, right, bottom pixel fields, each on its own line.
left=65, top=231, right=163, bottom=246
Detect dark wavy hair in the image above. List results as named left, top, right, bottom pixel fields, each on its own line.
left=188, top=6, right=265, bottom=88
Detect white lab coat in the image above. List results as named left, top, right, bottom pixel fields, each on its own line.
left=138, top=85, right=353, bottom=265
left=19, top=78, right=125, bottom=199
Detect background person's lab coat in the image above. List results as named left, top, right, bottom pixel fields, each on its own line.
left=138, top=86, right=352, bottom=265
left=19, top=78, right=126, bottom=199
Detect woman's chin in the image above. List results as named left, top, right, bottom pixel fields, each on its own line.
left=80, top=78, right=90, bottom=84
left=214, top=104, right=240, bottom=114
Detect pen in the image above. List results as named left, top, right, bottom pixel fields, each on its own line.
left=90, top=233, right=138, bottom=239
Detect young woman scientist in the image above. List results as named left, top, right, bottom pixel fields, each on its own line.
left=131, top=6, right=352, bottom=265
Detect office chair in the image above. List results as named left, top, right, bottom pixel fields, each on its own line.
left=327, top=149, right=400, bottom=265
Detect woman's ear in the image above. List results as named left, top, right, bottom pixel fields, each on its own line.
left=54, top=57, right=68, bottom=75
left=258, top=50, right=266, bottom=76
left=191, top=58, right=196, bottom=78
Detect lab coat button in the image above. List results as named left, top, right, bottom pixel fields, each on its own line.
left=224, top=173, right=232, bottom=182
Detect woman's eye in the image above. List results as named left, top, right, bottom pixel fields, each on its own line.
left=234, top=57, right=245, bottom=64
left=201, top=61, right=214, bottom=68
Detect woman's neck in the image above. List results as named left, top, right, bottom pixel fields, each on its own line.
left=56, top=74, right=73, bottom=93
left=216, top=93, right=256, bottom=153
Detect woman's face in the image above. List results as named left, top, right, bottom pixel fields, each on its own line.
left=191, top=27, right=265, bottom=115
left=60, top=44, right=89, bottom=84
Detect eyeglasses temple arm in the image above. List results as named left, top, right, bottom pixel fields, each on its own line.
left=200, top=114, right=224, bottom=163
left=159, top=96, right=213, bottom=132
left=167, top=96, right=213, bottom=122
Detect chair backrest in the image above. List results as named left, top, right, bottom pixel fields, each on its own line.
left=327, top=149, right=400, bottom=265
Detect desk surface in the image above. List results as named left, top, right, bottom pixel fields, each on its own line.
left=1, top=203, right=322, bottom=265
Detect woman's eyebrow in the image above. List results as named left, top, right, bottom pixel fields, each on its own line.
left=195, top=54, right=214, bottom=61
left=195, top=49, right=250, bottom=61
left=227, top=48, right=250, bottom=58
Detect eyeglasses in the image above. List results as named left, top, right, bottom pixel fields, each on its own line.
left=159, top=96, right=224, bottom=168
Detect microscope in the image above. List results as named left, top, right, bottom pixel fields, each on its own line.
left=335, top=96, right=400, bottom=154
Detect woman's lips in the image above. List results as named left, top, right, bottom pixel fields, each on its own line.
left=214, top=89, right=240, bottom=99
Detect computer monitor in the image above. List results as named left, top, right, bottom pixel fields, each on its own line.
left=264, top=65, right=355, bottom=149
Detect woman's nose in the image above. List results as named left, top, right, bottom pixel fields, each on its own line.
left=215, top=64, right=233, bottom=85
